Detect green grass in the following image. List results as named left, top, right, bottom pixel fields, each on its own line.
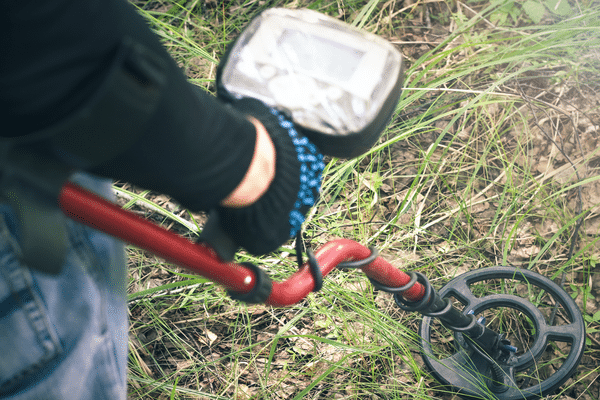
left=124, top=1, right=600, bottom=399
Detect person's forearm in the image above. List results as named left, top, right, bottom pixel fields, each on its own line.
left=2, top=0, right=261, bottom=211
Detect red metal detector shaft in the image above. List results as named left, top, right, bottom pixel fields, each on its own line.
left=59, top=181, right=426, bottom=306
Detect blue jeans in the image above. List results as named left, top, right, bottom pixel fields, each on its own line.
left=0, top=173, right=127, bottom=399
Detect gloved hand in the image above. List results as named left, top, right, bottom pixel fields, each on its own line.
left=216, top=98, right=325, bottom=255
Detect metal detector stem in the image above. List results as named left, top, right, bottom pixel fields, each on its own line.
left=59, top=182, right=427, bottom=306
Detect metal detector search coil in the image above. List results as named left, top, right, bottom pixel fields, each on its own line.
left=218, top=8, right=404, bottom=158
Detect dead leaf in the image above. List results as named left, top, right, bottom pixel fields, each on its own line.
left=198, top=329, right=218, bottom=346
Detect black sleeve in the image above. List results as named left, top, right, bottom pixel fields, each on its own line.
left=1, top=0, right=255, bottom=211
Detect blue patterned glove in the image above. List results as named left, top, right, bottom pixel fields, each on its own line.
left=217, top=98, right=325, bottom=255
left=270, top=108, right=324, bottom=237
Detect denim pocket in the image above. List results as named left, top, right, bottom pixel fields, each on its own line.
left=0, top=174, right=127, bottom=399
left=0, top=212, right=63, bottom=395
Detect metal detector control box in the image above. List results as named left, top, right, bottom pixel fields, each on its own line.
left=218, top=8, right=404, bottom=158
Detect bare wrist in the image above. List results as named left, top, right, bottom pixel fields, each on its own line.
left=220, top=117, right=276, bottom=208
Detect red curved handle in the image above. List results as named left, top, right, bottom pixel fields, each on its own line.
left=59, top=182, right=426, bottom=306
left=266, top=239, right=425, bottom=306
